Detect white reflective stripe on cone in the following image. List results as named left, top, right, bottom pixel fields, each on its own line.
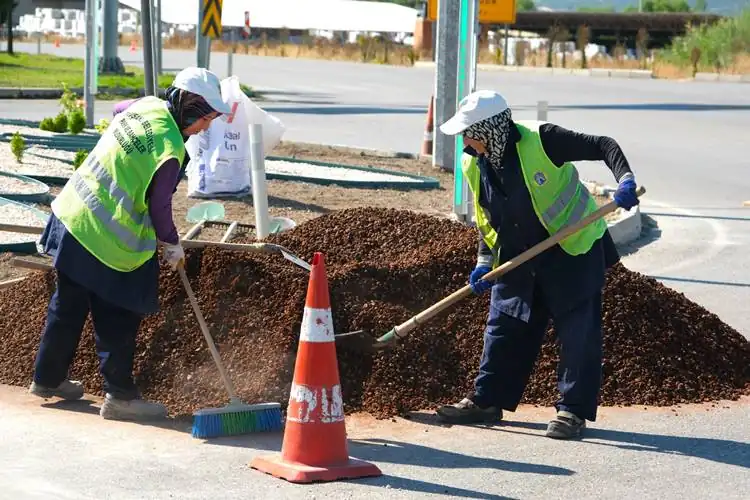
left=299, top=307, right=335, bottom=343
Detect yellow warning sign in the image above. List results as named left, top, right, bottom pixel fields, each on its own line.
left=201, top=0, right=223, bottom=39
left=427, top=0, right=517, bottom=25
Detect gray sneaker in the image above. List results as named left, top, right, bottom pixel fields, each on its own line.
left=29, top=379, right=84, bottom=400
left=436, top=397, right=503, bottom=424
left=546, top=411, right=586, bottom=439
left=100, top=394, right=168, bottom=421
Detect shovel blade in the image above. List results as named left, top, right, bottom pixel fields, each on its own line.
left=334, top=330, right=395, bottom=353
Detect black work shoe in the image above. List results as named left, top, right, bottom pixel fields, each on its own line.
left=546, top=411, right=586, bottom=439
left=436, top=397, right=502, bottom=424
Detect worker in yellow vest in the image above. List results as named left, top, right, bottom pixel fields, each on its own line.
left=28, top=67, right=230, bottom=421
left=435, top=90, right=640, bottom=439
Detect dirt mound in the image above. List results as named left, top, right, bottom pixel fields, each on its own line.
left=0, top=208, right=748, bottom=418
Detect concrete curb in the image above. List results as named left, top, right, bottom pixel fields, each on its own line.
left=413, top=61, right=653, bottom=79
left=0, top=87, right=166, bottom=99
left=694, top=72, right=750, bottom=83
left=283, top=140, right=421, bottom=160
left=583, top=181, right=642, bottom=246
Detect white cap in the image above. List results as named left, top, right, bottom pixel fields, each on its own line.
left=172, top=67, right=232, bottom=115
left=439, top=90, right=509, bottom=136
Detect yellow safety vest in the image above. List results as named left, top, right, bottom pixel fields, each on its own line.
left=462, top=119, right=606, bottom=267
left=52, top=96, right=185, bottom=272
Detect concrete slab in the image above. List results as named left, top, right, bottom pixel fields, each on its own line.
left=1, top=385, right=748, bottom=499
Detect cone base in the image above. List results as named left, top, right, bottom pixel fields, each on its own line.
left=250, top=454, right=382, bottom=484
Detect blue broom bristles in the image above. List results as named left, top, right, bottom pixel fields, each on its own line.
left=191, top=402, right=283, bottom=439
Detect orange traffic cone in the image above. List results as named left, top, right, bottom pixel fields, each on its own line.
left=129, top=40, right=137, bottom=52
left=250, top=252, right=382, bottom=484
left=421, top=95, right=434, bottom=158
left=54, top=38, right=60, bottom=48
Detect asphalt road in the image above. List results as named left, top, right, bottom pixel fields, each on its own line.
left=1, top=385, right=748, bottom=500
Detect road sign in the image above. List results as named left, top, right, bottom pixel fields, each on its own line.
left=427, top=0, right=516, bottom=24
left=242, top=10, right=251, bottom=38
left=201, top=0, right=223, bottom=39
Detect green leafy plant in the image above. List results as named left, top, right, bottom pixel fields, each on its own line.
left=39, top=117, right=55, bottom=132
left=68, top=109, right=86, bottom=135
left=73, top=149, right=89, bottom=169
left=95, top=118, right=111, bottom=134
left=53, top=112, right=68, bottom=133
left=10, top=131, right=25, bottom=164
left=59, top=82, right=83, bottom=115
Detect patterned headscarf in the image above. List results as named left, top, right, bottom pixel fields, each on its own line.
left=164, top=85, right=217, bottom=137
left=464, top=108, right=513, bottom=168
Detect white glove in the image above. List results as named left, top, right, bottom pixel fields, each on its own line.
left=161, top=241, right=185, bottom=271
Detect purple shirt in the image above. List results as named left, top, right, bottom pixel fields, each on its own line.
left=113, top=99, right=180, bottom=245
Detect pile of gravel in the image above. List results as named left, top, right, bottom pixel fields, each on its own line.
left=0, top=208, right=747, bottom=418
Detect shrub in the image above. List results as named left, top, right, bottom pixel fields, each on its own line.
left=95, top=118, right=111, bottom=134
left=39, top=117, right=55, bottom=132
left=68, top=110, right=86, bottom=135
left=53, top=112, right=69, bottom=133
left=73, top=150, right=89, bottom=169
left=10, top=132, right=25, bottom=164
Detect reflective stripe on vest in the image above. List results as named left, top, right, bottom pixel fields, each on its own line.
left=540, top=167, right=593, bottom=229
left=70, top=156, right=156, bottom=254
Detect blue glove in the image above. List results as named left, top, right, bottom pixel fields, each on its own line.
left=469, top=265, right=493, bottom=295
left=614, top=177, right=639, bottom=210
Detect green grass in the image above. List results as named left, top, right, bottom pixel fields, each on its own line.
left=0, top=52, right=174, bottom=90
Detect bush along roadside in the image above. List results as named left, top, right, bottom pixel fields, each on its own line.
left=39, top=84, right=87, bottom=135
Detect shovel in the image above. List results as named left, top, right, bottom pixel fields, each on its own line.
left=335, top=186, right=646, bottom=353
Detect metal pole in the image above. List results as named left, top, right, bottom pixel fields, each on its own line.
left=84, top=0, right=95, bottom=127
left=433, top=0, right=460, bottom=172
left=154, top=0, right=162, bottom=75
left=101, top=0, right=123, bottom=73
left=227, top=29, right=235, bottom=78
left=140, top=0, right=155, bottom=96
left=503, top=24, right=509, bottom=65
left=37, top=31, right=42, bottom=55
left=537, top=100, right=548, bottom=121
left=451, top=0, right=478, bottom=222
left=196, top=0, right=210, bottom=68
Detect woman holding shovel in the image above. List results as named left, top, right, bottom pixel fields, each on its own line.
left=435, top=90, right=640, bottom=439
left=27, top=67, right=230, bottom=421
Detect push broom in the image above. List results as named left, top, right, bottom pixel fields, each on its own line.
left=177, top=265, right=283, bottom=439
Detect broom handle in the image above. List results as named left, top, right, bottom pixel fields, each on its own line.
left=392, top=186, right=646, bottom=338
left=177, top=266, right=239, bottom=401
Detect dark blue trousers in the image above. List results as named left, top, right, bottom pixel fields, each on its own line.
left=473, top=285, right=603, bottom=421
left=33, top=270, right=142, bottom=400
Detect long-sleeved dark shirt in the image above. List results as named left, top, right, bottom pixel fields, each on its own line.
left=473, top=121, right=632, bottom=321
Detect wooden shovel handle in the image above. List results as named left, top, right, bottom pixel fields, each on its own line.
left=393, top=186, right=646, bottom=338
left=0, top=223, right=44, bottom=235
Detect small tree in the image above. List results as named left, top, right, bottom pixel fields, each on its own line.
left=576, top=25, right=591, bottom=69
left=636, top=28, right=650, bottom=69
left=546, top=25, right=562, bottom=68
left=10, top=131, right=24, bottom=163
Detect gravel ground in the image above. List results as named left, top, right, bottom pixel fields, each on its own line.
left=0, top=203, right=46, bottom=245
left=0, top=125, right=76, bottom=179
left=0, top=173, right=45, bottom=195
left=0, top=208, right=746, bottom=420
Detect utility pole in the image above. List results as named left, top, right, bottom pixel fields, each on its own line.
left=433, top=0, right=460, bottom=173
left=140, top=0, right=156, bottom=96
left=100, top=0, right=124, bottom=74
left=153, top=0, right=162, bottom=75
left=196, top=0, right=211, bottom=69
left=84, top=0, right=95, bottom=126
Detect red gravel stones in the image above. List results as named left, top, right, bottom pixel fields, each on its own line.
left=0, top=208, right=748, bottom=418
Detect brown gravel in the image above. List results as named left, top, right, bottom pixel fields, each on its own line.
left=0, top=207, right=748, bottom=419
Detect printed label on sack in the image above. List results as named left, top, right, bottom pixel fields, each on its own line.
left=287, top=383, right=344, bottom=424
